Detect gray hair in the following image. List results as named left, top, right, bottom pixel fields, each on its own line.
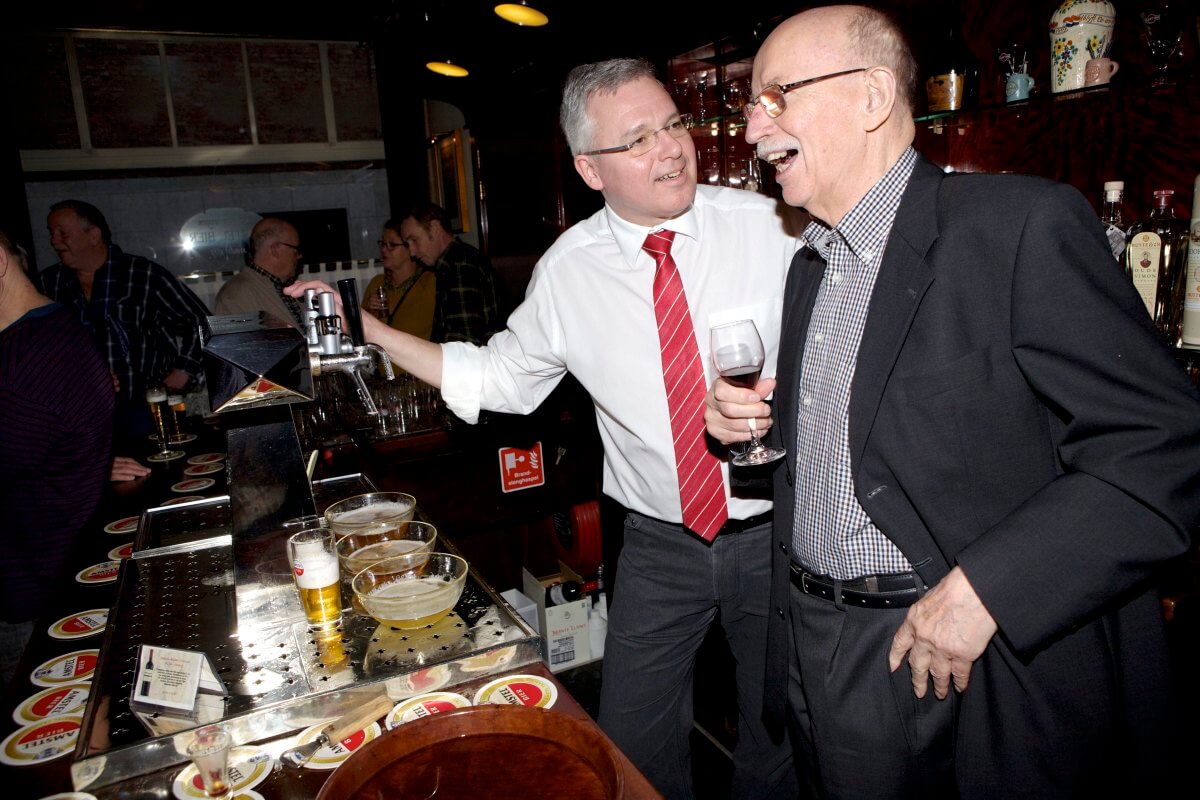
left=560, top=57, right=660, bottom=156
left=848, top=5, right=918, bottom=113
left=0, top=227, right=30, bottom=273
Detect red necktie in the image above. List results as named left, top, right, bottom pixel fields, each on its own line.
left=643, top=230, right=729, bottom=541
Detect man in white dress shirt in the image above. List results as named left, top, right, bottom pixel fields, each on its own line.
left=289, top=58, right=802, bottom=799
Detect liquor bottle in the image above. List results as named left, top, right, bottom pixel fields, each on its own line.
left=1182, top=174, right=1200, bottom=346
left=1100, top=181, right=1127, bottom=260
left=925, top=8, right=979, bottom=112
left=1124, top=189, right=1189, bottom=345
left=545, top=580, right=583, bottom=607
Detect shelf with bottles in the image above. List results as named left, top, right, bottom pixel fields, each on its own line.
left=668, top=41, right=768, bottom=194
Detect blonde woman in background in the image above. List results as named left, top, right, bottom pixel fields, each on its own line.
left=363, top=219, right=436, bottom=339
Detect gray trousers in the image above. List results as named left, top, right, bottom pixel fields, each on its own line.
left=787, top=583, right=957, bottom=799
left=598, top=512, right=796, bottom=800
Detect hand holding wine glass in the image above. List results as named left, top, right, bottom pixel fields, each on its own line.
left=710, top=319, right=785, bottom=467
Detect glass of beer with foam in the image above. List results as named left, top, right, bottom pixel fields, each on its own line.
left=286, top=524, right=342, bottom=632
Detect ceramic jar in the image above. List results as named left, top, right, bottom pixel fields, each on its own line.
left=1049, top=0, right=1116, bottom=93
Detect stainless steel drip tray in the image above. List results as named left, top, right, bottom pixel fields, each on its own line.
left=132, top=473, right=378, bottom=556
left=73, top=502, right=540, bottom=791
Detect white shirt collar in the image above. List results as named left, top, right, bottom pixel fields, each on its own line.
left=603, top=199, right=701, bottom=269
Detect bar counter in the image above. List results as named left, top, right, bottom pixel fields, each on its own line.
left=1, top=418, right=656, bottom=799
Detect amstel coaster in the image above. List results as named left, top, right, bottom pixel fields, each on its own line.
left=291, top=721, right=382, bottom=770
left=160, top=495, right=206, bottom=506
left=171, top=746, right=273, bottom=800
left=0, top=714, right=83, bottom=766
left=472, top=673, right=558, bottom=709
left=108, top=543, right=135, bottom=560
left=36, top=793, right=98, bottom=800
left=13, top=684, right=90, bottom=725
left=182, top=463, right=223, bottom=477
left=187, top=453, right=225, bottom=466
left=48, top=609, right=108, bottom=640
left=385, top=692, right=471, bottom=729
left=147, top=450, right=185, bottom=463
left=75, top=561, right=121, bottom=585
left=458, top=644, right=518, bottom=673
left=170, top=478, right=215, bottom=493
left=31, top=650, right=99, bottom=687
left=389, top=663, right=451, bottom=698
left=103, top=516, right=139, bottom=535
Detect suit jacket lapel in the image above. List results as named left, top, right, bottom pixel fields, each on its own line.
left=848, top=158, right=944, bottom=471
left=778, top=247, right=825, bottom=478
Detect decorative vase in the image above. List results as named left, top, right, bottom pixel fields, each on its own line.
left=1049, top=0, right=1116, bottom=93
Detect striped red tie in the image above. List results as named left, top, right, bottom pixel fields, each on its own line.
left=643, top=230, right=729, bottom=541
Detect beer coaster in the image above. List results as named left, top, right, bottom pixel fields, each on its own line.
left=187, top=453, right=225, bottom=465
left=75, top=561, right=121, bottom=585
left=172, top=746, right=273, bottom=799
left=458, top=644, right=518, bottom=673
left=292, top=721, right=382, bottom=770
left=232, top=792, right=264, bottom=800
left=389, top=664, right=452, bottom=697
left=48, top=609, right=108, bottom=640
left=473, top=673, right=558, bottom=708
left=31, top=650, right=99, bottom=687
left=0, top=714, right=83, bottom=766
left=171, top=478, right=215, bottom=493
left=13, top=684, right=90, bottom=725
left=146, top=450, right=185, bottom=463
left=160, top=495, right=205, bottom=506
left=103, top=516, right=139, bottom=535
left=385, top=692, right=471, bottom=729
left=108, top=543, right=135, bottom=560
left=36, top=793, right=98, bottom=800
left=183, top=463, right=223, bottom=477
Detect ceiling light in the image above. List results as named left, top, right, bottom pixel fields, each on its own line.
left=494, top=3, right=549, bottom=26
left=426, top=61, right=469, bottom=77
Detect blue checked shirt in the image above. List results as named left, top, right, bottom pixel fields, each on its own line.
left=37, top=244, right=211, bottom=402
left=792, top=147, right=918, bottom=579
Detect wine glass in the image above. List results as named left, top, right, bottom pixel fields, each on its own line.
left=710, top=319, right=785, bottom=467
left=1141, top=2, right=1185, bottom=85
left=145, top=387, right=184, bottom=462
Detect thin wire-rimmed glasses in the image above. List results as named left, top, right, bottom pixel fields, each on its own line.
left=743, top=67, right=868, bottom=120
left=377, top=240, right=408, bottom=251
left=582, top=113, right=694, bottom=157
left=277, top=241, right=303, bottom=257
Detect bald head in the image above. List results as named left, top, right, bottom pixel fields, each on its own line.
left=767, top=5, right=916, bottom=115
left=249, top=218, right=302, bottom=281
left=747, top=4, right=916, bottom=224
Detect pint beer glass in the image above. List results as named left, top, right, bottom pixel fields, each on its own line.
left=286, top=526, right=342, bottom=631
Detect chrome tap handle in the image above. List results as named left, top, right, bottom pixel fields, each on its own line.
left=364, top=343, right=395, bottom=382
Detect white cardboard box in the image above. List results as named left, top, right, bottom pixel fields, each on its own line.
left=522, top=564, right=593, bottom=673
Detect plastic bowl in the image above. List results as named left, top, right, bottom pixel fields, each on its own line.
left=353, top=552, right=468, bottom=629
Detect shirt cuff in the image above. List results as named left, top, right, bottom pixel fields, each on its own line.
left=439, top=341, right=485, bottom=424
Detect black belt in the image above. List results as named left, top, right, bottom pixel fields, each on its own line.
left=790, top=564, right=926, bottom=609
left=716, top=511, right=772, bottom=536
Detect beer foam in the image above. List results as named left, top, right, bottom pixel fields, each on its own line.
left=328, top=502, right=414, bottom=525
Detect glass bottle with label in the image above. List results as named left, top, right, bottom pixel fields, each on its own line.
left=1124, top=189, right=1189, bottom=345
left=1181, top=174, right=1200, bottom=347
left=925, top=8, right=979, bottom=113
left=1100, top=181, right=1127, bottom=260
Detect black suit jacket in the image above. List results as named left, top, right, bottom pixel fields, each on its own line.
left=766, top=156, right=1200, bottom=790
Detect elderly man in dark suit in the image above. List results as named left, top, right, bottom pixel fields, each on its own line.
left=707, top=5, right=1200, bottom=798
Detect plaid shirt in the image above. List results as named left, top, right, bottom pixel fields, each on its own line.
left=430, top=237, right=501, bottom=345
left=792, top=147, right=918, bottom=579
left=36, top=244, right=211, bottom=402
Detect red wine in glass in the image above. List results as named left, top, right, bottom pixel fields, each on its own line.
left=709, top=320, right=785, bottom=467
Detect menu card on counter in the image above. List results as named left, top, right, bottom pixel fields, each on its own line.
left=129, top=644, right=227, bottom=731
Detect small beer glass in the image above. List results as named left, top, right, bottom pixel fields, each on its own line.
left=185, top=724, right=233, bottom=799
left=286, top=524, right=342, bottom=632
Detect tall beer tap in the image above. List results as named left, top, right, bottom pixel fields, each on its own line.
left=302, top=279, right=394, bottom=415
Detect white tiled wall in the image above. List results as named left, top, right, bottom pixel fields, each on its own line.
left=24, top=166, right=393, bottom=286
